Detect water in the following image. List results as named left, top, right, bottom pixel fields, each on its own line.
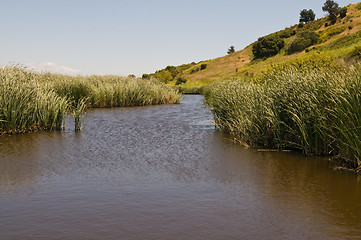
left=0, top=95, right=361, bottom=240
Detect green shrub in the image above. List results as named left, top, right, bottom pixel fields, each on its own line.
left=190, top=67, right=200, bottom=74
left=175, top=77, right=187, bottom=85
left=154, top=70, right=173, bottom=83
left=339, top=7, right=347, bottom=19
left=356, top=3, right=361, bottom=10
left=286, top=31, right=319, bottom=54
left=200, top=64, right=207, bottom=70
left=280, top=30, right=297, bottom=38
left=252, top=35, right=285, bottom=59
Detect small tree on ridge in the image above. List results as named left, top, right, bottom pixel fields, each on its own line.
left=299, top=9, right=315, bottom=23
left=227, top=46, right=235, bottom=54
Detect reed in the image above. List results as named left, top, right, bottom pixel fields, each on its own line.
left=73, top=97, right=87, bottom=131
left=0, top=66, right=181, bottom=134
left=205, top=64, right=361, bottom=170
left=48, top=75, right=181, bottom=108
left=0, top=66, right=69, bottom=134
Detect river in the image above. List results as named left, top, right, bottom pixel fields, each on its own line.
left=0, top=95, right=360, bottom=240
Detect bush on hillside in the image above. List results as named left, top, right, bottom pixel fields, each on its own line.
left=339, top=7, right=347, bottom=19
left=286, top=31, right=319, bottom=54
left=252, top=35, right=285, bottom=59
left=154, top=70, right=173, bottom=83
left=165, top=65, right=179, bottom=79
left=175, top=76, right=187, bottom=85
left=280, top=30, right=297, bottom=38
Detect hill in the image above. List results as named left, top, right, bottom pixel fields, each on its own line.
left=143, top=2, right=361, bottom=88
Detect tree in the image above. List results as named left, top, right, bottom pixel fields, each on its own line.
left=227, top=46, right=235, bottom=54
left=252, top=35, right=285, bottom=59
left=299, top=9, right=316, bottom=23
left=322, top=0, right=340, bottom=24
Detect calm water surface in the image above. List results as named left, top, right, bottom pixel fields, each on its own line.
left=1, top=95, right=361, bottom=240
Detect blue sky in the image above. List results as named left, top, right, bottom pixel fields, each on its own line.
left=0, top=0, right=359, bottom=76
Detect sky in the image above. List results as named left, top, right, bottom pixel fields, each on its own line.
left=0, top=0, right=359, bottom=76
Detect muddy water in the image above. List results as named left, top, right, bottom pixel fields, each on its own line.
left=0, top=95, right=361, bottom=240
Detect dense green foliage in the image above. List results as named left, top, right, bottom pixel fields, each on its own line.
left=280, top=29, right=296, bottom=38
left=339, top=7, right=347, bottom=19
left=286, top=31, right=319, bottom=54
left=252, top=35, right=285, bottom=59
left=175, top=76, right=187, bottom=85
left=0, top=66, right=181, bottom=134
left=299, top=9, right=316, bottom=23
left=205, top=63, right=361, bottom=170
left=322, top=0, right=340, bottom=24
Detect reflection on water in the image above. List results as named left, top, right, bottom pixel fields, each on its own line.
left=0, top=95, right=360, bottom=240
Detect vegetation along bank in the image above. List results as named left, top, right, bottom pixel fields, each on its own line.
left=0, top=66, right=181, bottom=134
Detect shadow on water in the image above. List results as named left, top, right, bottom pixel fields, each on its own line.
left=0, top=95, right=361, bottom=240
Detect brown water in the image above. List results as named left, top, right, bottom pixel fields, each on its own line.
left=0, top=95, right=361, bottom=240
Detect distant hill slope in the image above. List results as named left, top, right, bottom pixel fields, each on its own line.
left=143, top=2, right=361, bottom=87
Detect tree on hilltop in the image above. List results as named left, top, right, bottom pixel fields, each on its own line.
left=227, top=46, right=235, bottom=54
left=299, top=9, right=315, bottom=23
left=322, top=0, right=340, bottom=24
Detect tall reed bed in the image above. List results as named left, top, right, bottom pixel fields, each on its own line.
left=205, top=64, right=361, bottom=170
left=0, top=66, right=181, bottom=134
left=0, top=66, right=69, bottom=134
left=46, top=75, right=181, bottom=108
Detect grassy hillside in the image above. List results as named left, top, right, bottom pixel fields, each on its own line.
left=144, top=2, right=361, bottom=88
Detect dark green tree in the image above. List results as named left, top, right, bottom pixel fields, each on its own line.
left=322, top=0, right=340, bottom=24
left=227, top=46, right=235, bottom=54
left=299, top=9, right=316, bottom=23
left=252, top=35, right=285, bottom=59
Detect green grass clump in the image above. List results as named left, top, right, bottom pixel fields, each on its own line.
left=205, top=64, right=361, bottom=170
